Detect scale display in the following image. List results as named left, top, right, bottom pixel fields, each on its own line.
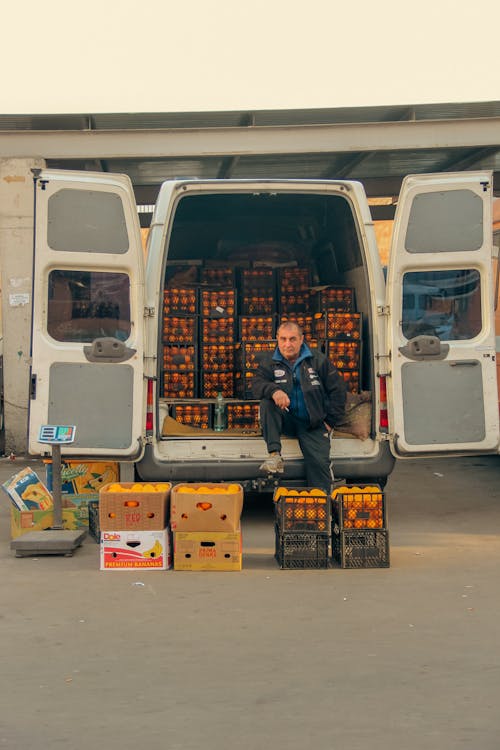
left=38, top=425, right=76, bottom=444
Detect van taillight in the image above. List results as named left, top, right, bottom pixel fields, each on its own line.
left=379, top=375, right=388, bottom=432
left=146, top=377, right=154, bottom=434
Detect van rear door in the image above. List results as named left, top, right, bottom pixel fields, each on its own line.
left=28, top=169, right=145, bottom=458
left=386, top=171, right=499, bottom=456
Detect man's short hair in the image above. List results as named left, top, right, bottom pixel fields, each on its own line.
left=277, top=320, right=304, bottom=337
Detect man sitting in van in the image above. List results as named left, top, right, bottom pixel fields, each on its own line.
left=252, top=321, right=346, bottom=491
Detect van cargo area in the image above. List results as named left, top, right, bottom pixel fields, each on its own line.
left=139, top=186, right=395, bottom=487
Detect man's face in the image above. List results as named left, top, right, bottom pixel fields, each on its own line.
left=277, top=326, right=304, bottom=361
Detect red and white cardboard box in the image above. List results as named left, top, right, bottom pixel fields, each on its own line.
left=100, top=529, right=172, bottom=570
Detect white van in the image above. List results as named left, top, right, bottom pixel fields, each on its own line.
left=27, top=170, right=500, bottom=489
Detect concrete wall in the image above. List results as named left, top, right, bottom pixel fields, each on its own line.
left=0, top=158, right=45, bottom=454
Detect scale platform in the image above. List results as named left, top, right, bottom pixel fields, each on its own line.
left=10, top=529, right=87, bottom=557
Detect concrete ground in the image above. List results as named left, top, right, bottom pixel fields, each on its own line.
left=0, top=453, right=499, bottom=750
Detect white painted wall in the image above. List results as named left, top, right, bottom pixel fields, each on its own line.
left=0, top=158, right=45, bottom=454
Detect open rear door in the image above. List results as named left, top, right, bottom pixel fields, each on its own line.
left=28, top=169, right=145, bottom=458
left=386, top=171, right=499, bottom=457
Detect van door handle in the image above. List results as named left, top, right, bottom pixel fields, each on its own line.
left=449, top=360, right=478, bottom=367
left=83, top=337, right=136, bottom=363
left=399, top=335, right=449, bottom=361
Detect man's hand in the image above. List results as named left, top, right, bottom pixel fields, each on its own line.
left=272, top=390, right=290, bottom=410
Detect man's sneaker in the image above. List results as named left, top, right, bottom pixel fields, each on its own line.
left=259, top=453, right=284, bottom=474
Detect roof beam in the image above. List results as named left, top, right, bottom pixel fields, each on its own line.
left=2, top=117, right=500, bottom=159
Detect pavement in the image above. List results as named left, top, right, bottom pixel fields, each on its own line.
left=0, top=453, right=499, bottom=750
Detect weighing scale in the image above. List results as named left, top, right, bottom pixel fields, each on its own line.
left=10, top=425, right=87, bottom=557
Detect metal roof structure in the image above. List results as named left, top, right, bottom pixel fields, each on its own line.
left=1, top=100, right=499, bottom=224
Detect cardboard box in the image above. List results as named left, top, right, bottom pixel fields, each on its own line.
left=170, top=483, right=243, bottom=532
left=100, top=529, right=172, bottom=570
left=174, top=529, right=242, bottom=571
left=2, top=467, right=53, bottom=511
left=10, top=506, right=89, bottom=539
left=99, top=483, right=171, bottom=531
left=45, top=460, right=119, bottom=509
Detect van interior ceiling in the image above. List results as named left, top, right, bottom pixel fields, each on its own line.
left=159, top=189, right=373, bottom=438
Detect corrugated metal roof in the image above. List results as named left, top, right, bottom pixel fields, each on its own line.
left=2, top=100, right=497, bottom=204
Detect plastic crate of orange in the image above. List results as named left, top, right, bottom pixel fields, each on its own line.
left=240, top=292, right=275, bottom=315
left=200, top=265, right=235, bottom=287
left=201, top=372, right=234, bottom=399
left=200, top=288, right=236, bottom=317
left=201, top=343, right=234, bottom=371
left=326, top=340, right=361, bottom=370
left=163, top=287, right=198, bottom=315
left=314, top=311, right=362, bottom=340
left=338, top=369, right=360, bottom=393
left=239, top=315, right=275, bottom=341
left=226, top=402, right=260, bottom=431
left=171, top=402, right=212, bottom=430
left=331, top=484, right=386, bottom=530
left=240, top=268, right=276, bottom=291
left=273, top=487, right=331, bottom=533
left=163, top=315, right=198, bottom=344
left=201, top=316, right=235, bottom=343
left=162, top=345, right=197, bottom=371
left=317, top=286, right=355, bottom=312
left=162, top=371, right=197, bottom=399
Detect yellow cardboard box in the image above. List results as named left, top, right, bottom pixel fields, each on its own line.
left=174, top=529, right=242, bottom=571
left=10, top=506, right=89, bottom=539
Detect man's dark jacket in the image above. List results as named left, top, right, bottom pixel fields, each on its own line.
left=252, top=347, right=346, bottom=429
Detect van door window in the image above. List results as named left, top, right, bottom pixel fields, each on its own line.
left=405, top=189, right=483, bottom=253
left=47, top=270, right=131, bottom=342
left=402, top=269, right=481, bottom=340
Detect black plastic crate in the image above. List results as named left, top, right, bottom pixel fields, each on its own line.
left=234, top=341, right=276, bottom=370
left=314, top=312, right=362, bottom=341
left=275, top=526, right=330, bottom=569
left=162, top=344, right=197, bottom=371
left=88, top=500, right=100, bottom=543
left=201, top=371, right=234, bottom=399
left=240, top=292, right=276, bottom=315
left=332, top=529, right=390, bottom=568
left=338, top=369, right=360, bottom=394
left=326, top=340, right=362, bottom=371
left=279, top=266, right=312, bottom=290
left=163, top=287, right=198, bottom=315
left=162, top=315, right=198, bottom=344
left=315, top=286, right=355, bottom=312
left=200, top=265, right=236, bottom=287
left=201, top=343, right=234, bottom=371
left=239, top=315, right=275, bottom=341
left=274, top=488, right=331, bottom=533
left=226, top=401, right=260, bottom=431
left=201, top=316, right=235, bottom=343
left=332, top=485, right=386, bottom=530
left=165, top=262, right=200, bottom=286
left=171, top=401, right=212, bottom=430
left=279, top=291, right=312, bottom=314
left=200, top=287, right=237, bottom=317
left=162, top=371, right=198, bottom=399
left=240, top=267, right=276, bottom=291
left=234, top=370, right=255, bottom=399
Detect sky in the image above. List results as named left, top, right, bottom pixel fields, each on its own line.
left=2, top=0, right=500, bottom=114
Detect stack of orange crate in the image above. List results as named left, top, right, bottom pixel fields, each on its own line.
left=312, top=287, right=361, bottom=393
left=331, top=484, right=390, bottom=568
left=200, top=285, right=236, bottom=399
left=162, top=286, right=199, bottom=399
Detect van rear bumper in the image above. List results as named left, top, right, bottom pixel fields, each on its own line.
left=136, top=441, right=395, bottom=488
